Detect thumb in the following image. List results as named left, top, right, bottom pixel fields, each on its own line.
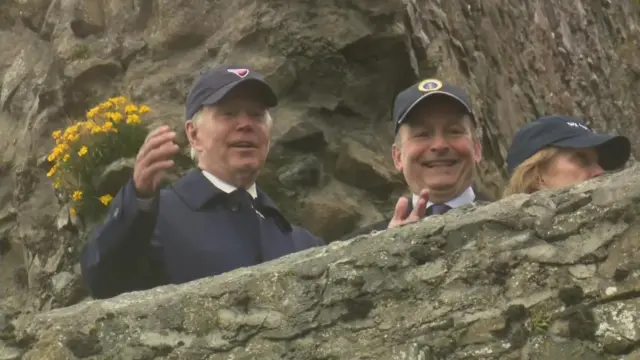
left=151, top=170, right=166, bottom=192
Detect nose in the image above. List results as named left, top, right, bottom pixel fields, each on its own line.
left=235, top=113, right=255, bottom=130
left=429, top=134, right=449, bottom=152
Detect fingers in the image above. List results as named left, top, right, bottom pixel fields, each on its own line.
left=410, top=197, right=427, bottom=220
left=137, top=126, right=175, bottom=161
left=391, top=197, right=409, bottom=222
left=406, top=189, right=428, bottom=220
left=150, top=169, right=169, bottom=190
left=133, top=126, right=179, bottom=195
left=388, top=189, right=430, bottom=229
left=387, top=197, right=409, bottom=229
left=141, top=139, right=179, bottom=169
left=137, top=127, right=179, bottom=167
left=414, top=188, right=429, bottom=219
left=137, top=159, right=174, bottom=185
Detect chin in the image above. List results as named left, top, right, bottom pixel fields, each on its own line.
left=232, top=160, right=263, bottom=172
left=425, top=180, right=459, bottom=190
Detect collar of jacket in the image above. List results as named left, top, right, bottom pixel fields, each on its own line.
left=402, top=185, right=492, bottom=218
left=171, top=168, right=292, bottom=231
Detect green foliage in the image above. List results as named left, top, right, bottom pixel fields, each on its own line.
left=46, top=96, right=150, bottom=220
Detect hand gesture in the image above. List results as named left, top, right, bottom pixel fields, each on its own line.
left=387, top=189, right=429, bottom=229
left=133, top=126, right=179, bottom=197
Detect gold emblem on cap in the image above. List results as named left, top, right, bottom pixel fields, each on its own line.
left=417, top=79, right=443, bottom=92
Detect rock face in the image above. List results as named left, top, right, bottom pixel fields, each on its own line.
left=0, top=0, right=639, bottom=355
left=8, top=163, right=640, bottom=359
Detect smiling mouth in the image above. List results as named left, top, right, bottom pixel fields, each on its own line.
left=423, top=159, right=459, bottom=168
left=230, top=141, right=258, bottom=149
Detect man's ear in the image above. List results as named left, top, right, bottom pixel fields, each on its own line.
left=185, top=120, right=199, bottom=148
left=392, top=143, right=403, bottom=172
left=473, top=140, right=483, bottom=163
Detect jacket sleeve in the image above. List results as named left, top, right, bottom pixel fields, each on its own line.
left=79, top=177, right=167, bottom=299
left=292, top=226, right=326, bottom=248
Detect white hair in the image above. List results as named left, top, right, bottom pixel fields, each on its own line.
left=188, top=109, right=273, bottom=161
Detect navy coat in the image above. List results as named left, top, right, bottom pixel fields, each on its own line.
left=80, top=168, right=324, bottom=299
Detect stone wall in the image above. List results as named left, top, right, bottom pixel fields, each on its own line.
left=7, top=164, right=640, bottom=359
left=0, top=0, right=639, bottom=356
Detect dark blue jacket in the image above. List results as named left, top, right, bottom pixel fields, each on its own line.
left=80, top=168, right=324, bottom=299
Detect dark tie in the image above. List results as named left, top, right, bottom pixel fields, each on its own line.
left=231, top=189, right=257, bottom=212
left=229, top=188, right=263, bottom=262
left=427, top=203, right=451, bottom=215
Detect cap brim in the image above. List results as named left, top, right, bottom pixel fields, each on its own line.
left=202, top=78, right=278, bottom=108
left=554, top=133, right=631, bottom=170
left=395, top=92, right=473, bottom=131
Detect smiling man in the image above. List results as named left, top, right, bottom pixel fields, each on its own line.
left=342, top=78, right=489, bottom=238
left=80, top=65, right=325, bottom=299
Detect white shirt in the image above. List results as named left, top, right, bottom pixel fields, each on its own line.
left=201, top=170, right=257, bottom=199
left=411, top=186, right=476, bottom=211
left=137, top=170, right=259, bottom=213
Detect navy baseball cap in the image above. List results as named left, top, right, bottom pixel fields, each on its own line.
left=506, top=115, right=631, bottom=174
left=185, top=65, right=278, bottom=120
left=392, top=78, right=474, bottom=134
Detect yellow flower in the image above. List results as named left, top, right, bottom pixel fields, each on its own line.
left=52, top=130, right=62, bottom=140
left=98, top=101, right=112, bottom=111
left=72, top=190, right=83, bottom=201
left=138, top=105, right=150, bottom=114
left=86, top=106, right=100, bottom=119
left=46, top=164, right=57, bottom=177
left=105, top=112, right=123, bottom=124
left=63, top=154, right=70, bottom=162
left=108, top=96, right=127, bottom=108
left=90, top=126, right=103, bottom=135
left=47, top=149, right=59, bottom=162
left=125, top=104, right=138, bottom=114
left=47, top=143, right=71, bottom=162
left=69, top=208, right=77, bottom=216
left=78, top=146, right=88, bottom=157
left=126, top=114, right=141, bottom=125
left=53, top=180, right=61, bottom=189
left=102, top=121, right=115, bottom=132
left=99, top=194, right=114, bottom=206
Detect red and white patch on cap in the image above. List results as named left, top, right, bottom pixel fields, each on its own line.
left=227, top=68, right=250, bottom=78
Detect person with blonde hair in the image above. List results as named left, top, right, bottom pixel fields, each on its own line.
left=504, top=115, right=631, bottom=196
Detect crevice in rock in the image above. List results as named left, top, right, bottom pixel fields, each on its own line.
left=165, top=33, right=207, bottom=52
left=134, top=0, right=154, bottom=30
left=70, top=19, right=104, bottom=38
left=341, top=297, right=374, bottom=321
left=1, top=79, right=23, bottom=113
left=0, top=236, right=11, bottom=256
left=64, top=62, right=122, bottom=119
left=19, top=17, right=39, bottom=35
left=65, top=330, right=103, bottom=357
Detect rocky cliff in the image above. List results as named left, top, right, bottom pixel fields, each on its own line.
left=6, top=162, right=640, bottom=360
left=0, top=0, right=639, bottom=358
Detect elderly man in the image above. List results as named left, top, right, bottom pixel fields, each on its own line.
left=80, top=65, right=325, bottom=299
left=344, top=78, right=489, bottom=238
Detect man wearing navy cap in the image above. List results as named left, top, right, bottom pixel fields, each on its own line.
left=343, top=78, right=489, bottom=238
left=80, top=65, right=325, bottom=299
